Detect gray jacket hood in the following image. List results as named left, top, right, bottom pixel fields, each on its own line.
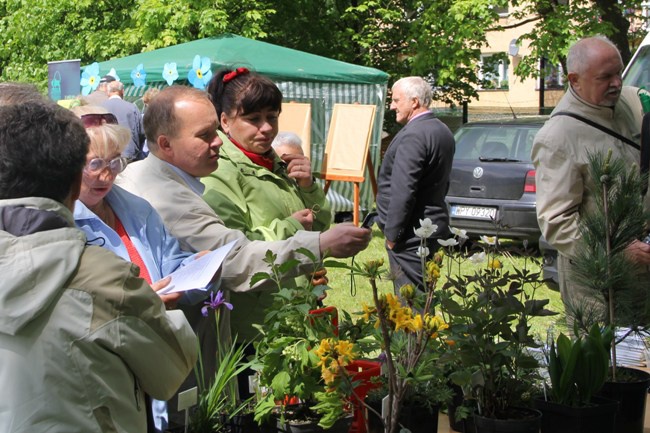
left=0, top=197, right=86, bottom=335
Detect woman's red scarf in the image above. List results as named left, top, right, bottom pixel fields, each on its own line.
left=230, top=136, right=275, bottom=171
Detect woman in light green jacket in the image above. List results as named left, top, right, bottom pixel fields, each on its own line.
left=203, top=68, right=330, bottom=242
left=203, top=68, right=331, bottom=342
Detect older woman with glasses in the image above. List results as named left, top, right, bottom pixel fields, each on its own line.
left=71, top=105, right=208, bottom=433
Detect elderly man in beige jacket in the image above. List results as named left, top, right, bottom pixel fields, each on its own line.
left=533, top=35, right=650, bottom=314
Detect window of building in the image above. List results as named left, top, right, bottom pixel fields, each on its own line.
left=538, top=62, right=564, bottom=90
left=492, top=5, right=509, bottom=16
left=479, top=53, right=509, bottom=90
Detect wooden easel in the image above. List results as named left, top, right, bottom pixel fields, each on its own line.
left=320, top=103, right=377, bottom=226
left=278, top=102, right=312, bottom=156
left=323, top=154, right=377, bottom=225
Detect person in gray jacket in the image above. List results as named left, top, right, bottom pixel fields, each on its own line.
left=376, top=76, right=455, bottom=290
left=0, top=98, right=198, bottom=433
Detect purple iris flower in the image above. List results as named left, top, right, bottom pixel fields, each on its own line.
left=377, top=352, right=387, bottom=364
left=201, top=290, right=233, bottom=317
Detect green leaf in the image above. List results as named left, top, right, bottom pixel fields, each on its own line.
left=250, top=272, right=271, bottom=287
left=278, top=258, right=301, bottom=273
left=270, top=370, right=290, bottom=396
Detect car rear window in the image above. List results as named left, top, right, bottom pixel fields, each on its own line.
left=454, top=123, right=542, bottom=161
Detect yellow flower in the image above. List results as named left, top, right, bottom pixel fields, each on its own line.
left=363, top=258, right=385, bottom=274
left=488, top=258, right=502, bottom=269
left=393, top=307, right=414, bottom=332
left=385, top=293, right=402, bottom=312
left=321, top=365, right=337, bottom=385
left=410, top=314, right=424, bottom=332
left=361, top=304, right=376, bottom=322
left=316, top=338, right=332, bottom=359
left=424, top=314, right=448, bottom=335
left=399, top=284, right=415, bottom=300
left=426, top=261, right=441, bottom=280
left=334, top=340, right=356, bottom=365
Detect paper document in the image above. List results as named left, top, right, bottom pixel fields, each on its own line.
left=157, top=240, right=237, bottom=294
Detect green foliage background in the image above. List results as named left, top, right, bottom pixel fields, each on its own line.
left=0, top=0, right=645, bottom=101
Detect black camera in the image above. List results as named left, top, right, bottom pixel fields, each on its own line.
left=361, top=211, right=378, bottom=229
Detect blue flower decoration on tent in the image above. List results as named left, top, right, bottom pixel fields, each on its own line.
left=163, top=62, right=179, bottom=86
left=80, top=62, right=100, bottom=96
left=107, top=68, right=121, bottom=82
left=131, top=64, right=146, bottom=87
left=188, top=55, right=212, bottom=89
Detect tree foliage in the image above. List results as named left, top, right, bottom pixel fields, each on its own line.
left=0, top=0, right=646, bottom=103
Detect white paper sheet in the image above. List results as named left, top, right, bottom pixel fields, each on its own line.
left=156, top=240, right=237, bottom=294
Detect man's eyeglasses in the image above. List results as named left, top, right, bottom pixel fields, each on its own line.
left=84, top=156, right=128, bottom=175
left=80, top=113, right=118, bottom=128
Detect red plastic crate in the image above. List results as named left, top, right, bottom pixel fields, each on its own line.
left=345, top=360, right=382, bottom=433
left=309, top=305, right=339, bottom=336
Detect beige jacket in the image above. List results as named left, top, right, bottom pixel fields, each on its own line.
left=0, top=197, right=197, bottom=433
left=116, top=153, right=322, bottom=292
left=116, top=154, right=322, bottom=379
left=532, top=86, right=646, bottom=258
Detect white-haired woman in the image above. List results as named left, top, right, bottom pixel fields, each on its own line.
left=71, top=105, right=207, bottom=433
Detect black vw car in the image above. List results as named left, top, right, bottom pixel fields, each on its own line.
left=445, top=116, right=548, bottom=244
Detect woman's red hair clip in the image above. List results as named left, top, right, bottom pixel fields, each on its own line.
left=223, top=67, right=250, bottom=83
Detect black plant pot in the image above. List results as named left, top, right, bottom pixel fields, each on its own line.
left=447, top=382, right=476, bottom=433
left=274, top=414, right=353, bottom=433
left=230, top=412, right=261, bottom=433
left=472, top=407, right=541, bottom=433
left=533, top=396, right=618, bottom=433
left=598, top=367, right=650, bottom=433
left=366, top=400, right=439, bottom=433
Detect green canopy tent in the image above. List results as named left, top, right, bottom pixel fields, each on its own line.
left=91, top=33, right=389, bottom=214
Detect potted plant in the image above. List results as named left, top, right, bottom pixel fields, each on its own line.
left=438, top=231, right=557, bottom=433
left=533, top=323, right=618, bottom=433
left=251, top=249, right=357, bottom=432
left=326, top=218, right=459, bottom=433
left=188, top=291, right=255, bottom=433
left=364, top=376, right=451, bottom=433
left=569, top=150, right=650, bottom=433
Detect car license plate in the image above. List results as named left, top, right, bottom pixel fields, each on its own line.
left=450, top=205, right=497, bottom=220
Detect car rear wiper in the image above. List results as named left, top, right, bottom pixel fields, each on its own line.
left=478, top=157, right=522, bottom=162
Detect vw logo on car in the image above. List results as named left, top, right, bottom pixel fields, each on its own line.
left=473, top=167, right=484, bottom=179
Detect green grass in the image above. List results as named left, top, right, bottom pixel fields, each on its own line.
left=322, top=228, right=566, bottom=339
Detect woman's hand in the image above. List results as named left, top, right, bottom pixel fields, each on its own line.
left=292, top=208, right=314, bottom=230
left=151, top=276, right=182, bottom=310
left=282, top=153, right=314, bottom=188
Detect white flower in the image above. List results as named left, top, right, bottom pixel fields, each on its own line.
left=480, top=235, right=498, bottom=246
left=450, top=226, right=468, bottom=239
left=438, top=238, right=459, bottom=247
left=416, top=246, right=430, bottom=258
left=468, top=252, right=487, bottom=264
left=414, top=218, right=438, bottom=238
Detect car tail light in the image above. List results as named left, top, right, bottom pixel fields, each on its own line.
left=524, top=170, right=536, bottom=193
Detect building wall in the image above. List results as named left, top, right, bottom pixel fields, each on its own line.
left=432, top=5, right=565, bottom=115
left=481, top=11, right=565, bottom=112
